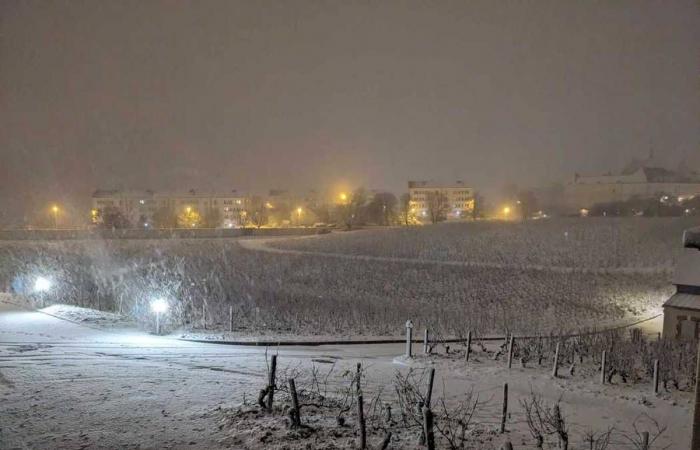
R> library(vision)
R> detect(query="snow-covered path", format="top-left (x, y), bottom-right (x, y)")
top-left (0, 300), bottom-right (691, 449)
top-left (0, 300), bottom-right (402, 449)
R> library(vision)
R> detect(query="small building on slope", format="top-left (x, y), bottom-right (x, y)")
top-left (662, 227), bottom-right (700, 339)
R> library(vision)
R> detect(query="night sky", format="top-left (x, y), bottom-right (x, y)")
top-left (1, 0), bottom-right (698, 223)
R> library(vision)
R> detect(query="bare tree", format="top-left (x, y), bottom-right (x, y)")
top-left (425, 190), bottom-right (448, 224)
top-left (399, 193), bottom-right (413, 225)
top-left (248, 196), bottom-right (268, 229)
top-left (338, 188), bottom-right (367, 230)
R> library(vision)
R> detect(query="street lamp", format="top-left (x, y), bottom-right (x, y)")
top-left (503, 206), bottom-right (511, 216)
top-left (150, 298), bottom-right (169, 335)
top-left (34, 276), bottom-right (51, 293)
top-left (34, 276), bottom-right (52, 308)
top-left (296, 207), bottom-right (302, 226)
top-left (51, 205), bottom-right (59, 229)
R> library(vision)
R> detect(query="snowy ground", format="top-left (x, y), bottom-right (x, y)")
top-left (0, 297), bottom-right (692, 449)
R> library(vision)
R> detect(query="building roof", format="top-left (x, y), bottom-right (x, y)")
top-left (408, 180), bottom-right (470, 189)
top-left (663, 293), bottom-right (700, 310)
top-left (92, 189), bottom-right (154, 198)
top-left (684, 227), bottom-right (700, 250)
top-left (574, 165), bottom-right (700, 185)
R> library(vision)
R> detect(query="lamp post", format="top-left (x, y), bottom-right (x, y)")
top-left (296, 207), bottom-right (303, 226)
top-left (51, 205), bottom-right (59, 229)
top-left (34, 276), bottom-right (51, 308)
top-left (151, 298), bottom-right (168, 335)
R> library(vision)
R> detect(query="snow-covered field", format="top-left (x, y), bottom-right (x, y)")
top-left (271, 218), bottom-right (699, 271)
top-left (0, 219), bottom-right (695, 448)
top-left (0, 221), bottom-right (676, 338)
top-left (0, 298), bottom-right (692, 449)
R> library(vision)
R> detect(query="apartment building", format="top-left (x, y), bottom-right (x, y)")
top-left (408, 180), bottom-right (475, 222)
top-left (91, 189), bottom-right (248, 228)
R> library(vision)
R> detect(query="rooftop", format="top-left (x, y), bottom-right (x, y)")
top-left (663, 292), bottom-right (700, 310)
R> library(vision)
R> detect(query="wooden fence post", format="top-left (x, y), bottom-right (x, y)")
top-left (266, 354), bottom-right (277, 412)
top-left (356, 362), bottom-right (362, 392)
top-left (552, 342), bottom-right (560, 378)
top-left (465, 330), bottom-right (472, 362)
top-left (500, 382), bottom-right (508, 433)
top-left (600, 350), bottom-right (606, 384)
top-left (406, 320), bottom-right (414, 358)
top-left (641, 431), bottom-right (649, 450)
top-left (357, 392), bottom-right (367, 449)
top-left (507, 335), bottom-right (515, 369)
top-left (424, 329), bottom-right (429, 354)
top-left (652, 359), bottom-right (659, 394)
top-left (422, 407), bottom-right (435, 450)
top-left (425, 368), bottom-right (435, 409)
top-left (288, 378), bottom-right (301, 427)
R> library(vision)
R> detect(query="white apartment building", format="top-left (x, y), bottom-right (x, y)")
top-left (91, 189), bottom-right (248, 228)
top-left (408, 180), bottom-right (475, 222)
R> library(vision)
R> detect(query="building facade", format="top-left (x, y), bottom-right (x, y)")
top-left (91, 189), bottom-right (248, 228)
top-left (408, 180), bottom-right (475, 222)
top-left (563, 165), bottom-right (700, 213)
top-left (662, 227), bottom-right (700, 339)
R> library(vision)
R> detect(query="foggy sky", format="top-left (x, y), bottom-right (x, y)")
top-left (1, 0), bottom-right (699, 223)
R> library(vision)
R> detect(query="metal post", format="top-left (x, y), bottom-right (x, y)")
top-left (601, 350), bottom-right (606, 384)
top-left (507, 335), bottom-right (515, 369)
top-left (653, 359), bottom-right (659, 394)
top-left (422, 407), bottom-right (435, 450)
top-left (405, 320), bottom-right (413, 358)
top-left (500, 382), bottom-right (508, 433)
top-left (466, 330), bottom-right (472, 362)
top-left (424, 329), bottom-right (429, 354)
top-left (357, 393), bottom-right (366, 449)
top-left (266, 354), bottom-right (277, 412)
top-left (425, 368), bottom-right (435, 409)
top-left (288, 378), bottom-right (301, 427)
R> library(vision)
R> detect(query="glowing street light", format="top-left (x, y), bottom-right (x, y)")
top-left (339, 192), bottom-right (348, 203)
top-left (151, 298), bottom-right (169, 335)
top-left (51, 205), bottom-right (59, 228)
top-left (34, 276), bottom-right (52, 293)
top-left (296, 207), bottom-right (303, 225)
top-left (503, 206), bottom-right (511, 216)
